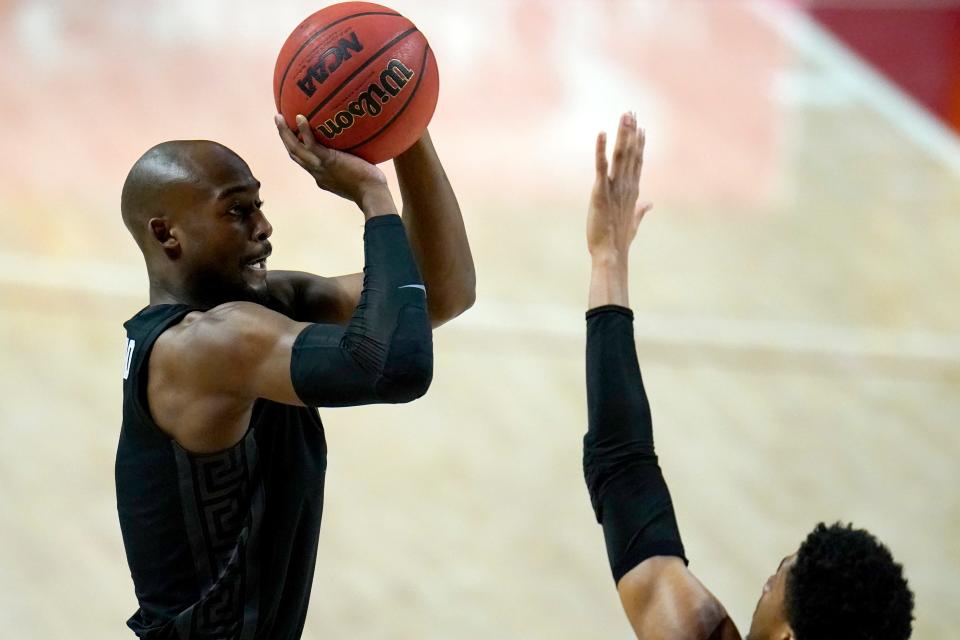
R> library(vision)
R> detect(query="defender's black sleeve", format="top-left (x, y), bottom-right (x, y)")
top-left (290, 214), bottom-right (432, 406)
top-left (583, 304), bottom-right (686, 584)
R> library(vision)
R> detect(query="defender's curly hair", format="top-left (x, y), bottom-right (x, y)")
top-left (786, 522), bottom-right (914, 640)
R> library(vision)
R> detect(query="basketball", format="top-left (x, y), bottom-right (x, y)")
top-left (273, 2), bottom-right (439, 165)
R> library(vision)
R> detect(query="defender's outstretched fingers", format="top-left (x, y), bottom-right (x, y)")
top-left (635, 200), bottom-right (653, 226)
top-left (610, 112), bottom-right (637, 181)
top-left (639, 127), bottom-right (646, 166)
top-left (596, 132), bottom-right (609, 182)
top-left (630, 127), bottom-right (646, 182)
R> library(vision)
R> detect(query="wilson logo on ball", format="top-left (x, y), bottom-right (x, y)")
top-left (316, 58), bottom-right (414, 140)
top-left (274, 2), bottom-right (440, 164)
top-left (296, 32), bottom-right (364, 98)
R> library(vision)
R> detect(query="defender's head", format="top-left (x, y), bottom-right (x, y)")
top-left (747, 522), bottom-right (914, 640)
top-left (121, 140), bottom-right (272, 308)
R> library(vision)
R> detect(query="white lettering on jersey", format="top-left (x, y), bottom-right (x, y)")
top-left (123, 338), bottom-right (136, 380)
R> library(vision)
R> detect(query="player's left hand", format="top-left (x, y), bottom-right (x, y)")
top-left (587, 111), bottom-right (653, 262)
top-left (274, 113), bottom-right (390, 210)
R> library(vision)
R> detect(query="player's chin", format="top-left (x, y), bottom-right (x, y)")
top-left (242, 271), bottom-right (269, 299)
top-left (212, 267), bottom-right (267, 306)
top-left (243, 262), bottom-right (267, 279)
top-left (240, 262), bottom-right (269, 288)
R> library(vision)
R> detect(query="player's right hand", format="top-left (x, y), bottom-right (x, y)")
top-left (586, 112), bottom-right (652, 262)
top-left (275, 113), bottom-right (396, 217)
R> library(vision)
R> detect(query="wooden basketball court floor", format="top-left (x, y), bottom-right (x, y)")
top-left (0, 1), bottom-right (957, 637)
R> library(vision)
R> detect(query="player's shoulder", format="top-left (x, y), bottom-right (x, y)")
top-left (618, 557), bottom-right (740, 640)
top-left (155, 301), bottom-right (278, 366)
top-left (169, 301), bottom-right (264, 333)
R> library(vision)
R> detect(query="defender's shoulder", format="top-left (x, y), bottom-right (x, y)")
top-left (618, 557), bottom-right (740, 640)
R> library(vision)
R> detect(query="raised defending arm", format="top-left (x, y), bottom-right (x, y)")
top-left (582, 113), bottom-right (737, 639)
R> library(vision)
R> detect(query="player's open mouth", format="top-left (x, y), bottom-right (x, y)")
top-left (244, 250), bottom-right (271, 272)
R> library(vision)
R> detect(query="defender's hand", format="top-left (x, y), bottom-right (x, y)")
top-left (587, 112), bottom-right (652, 262)
top-left (275, 114), bottom-right (396, 217)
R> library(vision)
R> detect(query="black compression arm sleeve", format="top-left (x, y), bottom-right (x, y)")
top-left (290, 214), bottom-right (433, 406)
top-left (583, 305), bottom-right (686, 584)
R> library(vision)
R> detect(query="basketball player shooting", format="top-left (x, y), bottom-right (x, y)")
top-left (582, 113), bottom-right (914, 639)
top-left (116, 114), bottom-right (474, 638)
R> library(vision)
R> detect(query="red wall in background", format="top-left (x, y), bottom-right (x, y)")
top-left (809, 4), bottom-right (960, 133)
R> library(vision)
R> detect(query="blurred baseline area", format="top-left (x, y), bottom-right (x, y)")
top-left (803, 0), bottom-right (960, 135)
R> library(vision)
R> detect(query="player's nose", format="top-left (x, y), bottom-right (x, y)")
top-left (253, 211), bottom-right (273, 242)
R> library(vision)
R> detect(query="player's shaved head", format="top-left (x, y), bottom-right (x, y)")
top-left (120, 140), bottom-right (269, 308)
top-left (121, 140), bottom-right (252, 249)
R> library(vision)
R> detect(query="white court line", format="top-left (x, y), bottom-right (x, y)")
top-left (458, 299), bottom-right (960, 367)
top-left (751, 0), bottom-right (960, 176)
top-left (1, 253), bottom-right (958, 365)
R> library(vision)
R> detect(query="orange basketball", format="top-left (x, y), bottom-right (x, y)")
top-left (273, 2), bottom-right (439, 165)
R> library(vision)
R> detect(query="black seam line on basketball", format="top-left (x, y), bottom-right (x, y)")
top-left (344, 44), bottom-right (432, 154)
top-left (278, 10), bottom-right (402, 108)
top-left (305, 27), bottom-right (419, 122)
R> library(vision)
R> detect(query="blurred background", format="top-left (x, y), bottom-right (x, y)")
top-left (1, 0), bottom-right (959, 637)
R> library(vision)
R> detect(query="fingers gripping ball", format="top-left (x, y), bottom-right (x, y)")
top-left (274, 2), bottom-right (439, 165)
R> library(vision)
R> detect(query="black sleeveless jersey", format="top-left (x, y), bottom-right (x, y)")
top-left (117, 304), bottom-right (328, 639)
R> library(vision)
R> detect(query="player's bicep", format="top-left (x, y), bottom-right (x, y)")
top-left (270, 270), bottom-right (361, 324)
top-left (171, 302), bottom-right (311, 406)
top-left (617, 557), bottom-right (736, 640)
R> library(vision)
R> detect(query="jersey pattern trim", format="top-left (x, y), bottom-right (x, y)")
top-left (172, 431), bottom-right (264, 639)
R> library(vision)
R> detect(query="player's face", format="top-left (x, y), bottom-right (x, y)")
top-left (745, 552), bottom-right (797, 640)
top-left (176, 160), bottom-right (273, 307)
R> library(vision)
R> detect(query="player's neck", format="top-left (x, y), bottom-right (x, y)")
top-left (148, 277), bottom-right (264, 310)
top-left (148, 278), bottom-right (207, 308)
top-left (148, 283), bottom-right (193, 307)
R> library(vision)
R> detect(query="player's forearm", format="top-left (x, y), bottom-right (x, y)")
top-left (394, 131), bottom-right (476, 326)
top-left (291, 214), bottom-right (433, 406)
top-left (585, 306), bottom-right (651, 447)
top-left (357, 185), bottom-right (399, 220)
top-left (583, 306), bottom-right (686, 584)
top-left (588, 255), bottom-right (630, 309)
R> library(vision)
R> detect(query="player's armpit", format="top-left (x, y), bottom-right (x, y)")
top-left (617, 557), bottom-right (740, 640)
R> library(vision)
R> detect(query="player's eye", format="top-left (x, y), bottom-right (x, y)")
top-left (228, 199), bottom-right (264, 218)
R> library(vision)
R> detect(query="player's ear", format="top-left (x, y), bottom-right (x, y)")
top-left (149, 217), bottom-right (181, 257)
